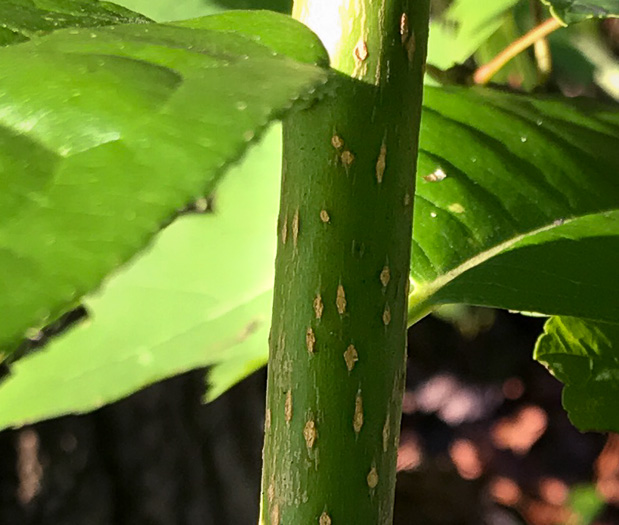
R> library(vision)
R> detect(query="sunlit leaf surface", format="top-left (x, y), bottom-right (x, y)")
top-left (0, 10), bottom-right (329, 356)
top-left (0, 128), bottom-right (281, 427)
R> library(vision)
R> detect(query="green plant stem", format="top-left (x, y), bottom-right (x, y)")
top-left (474, 16), bottom-right (561, 85)
top-left (260, 0), bottom-right (429, 523)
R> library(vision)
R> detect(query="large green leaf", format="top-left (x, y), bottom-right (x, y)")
top-left (409, 86), bottom-right (619, 323)
top-left (0, 10), bottom-right (329, 358)
top-left (534, 316), bottom-right (619, 432)
top-left (541, 0), bottom-right (619, 25)
top-left (0, 0), bottom-right (150, 46)
top-left (1, 86), bottom-right (618, 429)
top-left (0, 127), bottom-right (280, 428)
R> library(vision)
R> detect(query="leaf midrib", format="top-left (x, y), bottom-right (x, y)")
top-left (407, 207), bottom-right (616, 324)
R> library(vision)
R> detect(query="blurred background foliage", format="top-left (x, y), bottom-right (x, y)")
top-left (116, 0), bottom-right (618, 100)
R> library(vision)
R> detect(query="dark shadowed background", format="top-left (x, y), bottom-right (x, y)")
top-left (2, 311), bottom-right (618, 525)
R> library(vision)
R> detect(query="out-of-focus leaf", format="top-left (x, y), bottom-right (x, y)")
top-left (214, 0), bottom-right (291, 13)
top-left (569, 24), bottom-right (619, 101)
top-left (409, 86), bottom-right (619, 323)
top-left (114, 0), bottom-right (291, 24)
top-left (568, 484), bottom-right (605, 524)
top-left (427, 0), bottom-right (521, 69)
top-left (475, 13), bottom-right (539, 91)
top-left (547, 21), bottom-right (598, 92)
top-left (534, 316), bottom-right (619, 433)
top-left (0, 10), bottom-right (329, 357)
top-left (114, 0), bottom-right (222, 22)
top-left (541, 0), bottom-right (619, 25)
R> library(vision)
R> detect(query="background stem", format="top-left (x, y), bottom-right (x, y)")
top-left (474, 16), bottom-right (561, 85)
top-left (260, 0), bottom-right (430, 523)
top-left (530, 0), bottom-right (553, 82)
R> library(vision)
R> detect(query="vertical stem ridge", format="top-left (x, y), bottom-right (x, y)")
top-left (261, 1), bottom-right (429, 523)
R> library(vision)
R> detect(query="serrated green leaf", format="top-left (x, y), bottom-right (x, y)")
top-left (0, 11), bottom-right (329, 358)
top-left (409, 86), bottom-right (619, 323)
top-left (534, 316), bottom-right (619, 433)
top-left (0, 127), bottom-right (280, 428)
top-left (171, 10), bottom-right (328, 67)
top-left (2, 85), bottom-right (618, 429)
top-left (0, 0), bottom-right (150, 45)
top-left (541, 0), bottom-right (619, 25)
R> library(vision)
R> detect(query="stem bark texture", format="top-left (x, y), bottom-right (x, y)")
top-left (261, 1), bottom-right (429, 523)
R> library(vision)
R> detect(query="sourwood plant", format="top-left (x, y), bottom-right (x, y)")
top-left (0, 0), bottom-right (618, 523)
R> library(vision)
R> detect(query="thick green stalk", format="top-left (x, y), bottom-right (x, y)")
top-left (261, 1), bottom-right (429, 523)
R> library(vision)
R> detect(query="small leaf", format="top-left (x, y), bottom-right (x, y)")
top-left (568, 484), bottom-right (605, 524)
top-left (409, 86), bottom-right (619, 323)
top-left (541, 0), bottom-right (619, 25)
top-left (534, 316), bottom-right (619, 433)
top-left (0, 11), bottom-right (329, 357)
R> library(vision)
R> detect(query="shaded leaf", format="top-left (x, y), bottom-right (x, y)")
top-left (113, 0), bottom-right (291, 25)
top-left (213, 0), bottom-right (291, 12)
top-left (0, 0), bottom-right (150, 45)
top-left (0, 10), bottom-right (329, 357)
top-left (534, 316), bottom-right (619, 433)
top-left (114, 0), bottom-right (223, 22)
top-left (541, 0), bottom-right (619, 25)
